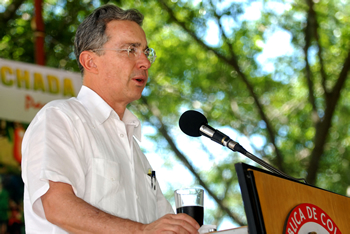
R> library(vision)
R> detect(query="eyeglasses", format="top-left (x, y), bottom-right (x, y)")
top-left (92, 45), bottom-right (157, 64)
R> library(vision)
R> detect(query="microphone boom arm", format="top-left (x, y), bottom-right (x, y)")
top-left (232, 142), bottom-right (306, 183)
top-left (200, 125), bottom-right (307, 183)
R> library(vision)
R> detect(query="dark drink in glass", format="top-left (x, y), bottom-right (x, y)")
top-left (174, 188), bottom-right (204, 226)
top-left (176, 205), bottom-right (203, 226)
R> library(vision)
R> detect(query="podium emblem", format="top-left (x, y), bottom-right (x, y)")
top-left (284, 203), bottom-right (341, 234)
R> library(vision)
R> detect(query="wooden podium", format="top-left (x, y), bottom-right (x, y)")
top-left (235, 163), bottom-right (350, 234)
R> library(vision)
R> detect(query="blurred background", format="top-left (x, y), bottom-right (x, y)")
top-left (1, 0), bottom-right (350, 232)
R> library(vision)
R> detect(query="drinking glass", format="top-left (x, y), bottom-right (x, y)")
top-left (174, 188), bottom-right (204, 226)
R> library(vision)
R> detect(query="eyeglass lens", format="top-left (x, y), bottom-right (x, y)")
top-left (128, 46), bottom-right (156, 64)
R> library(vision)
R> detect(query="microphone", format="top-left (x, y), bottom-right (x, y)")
top-left (179, 110), bottom-right (246, 154)
top-left (179, 110), bottom-right (306, 183)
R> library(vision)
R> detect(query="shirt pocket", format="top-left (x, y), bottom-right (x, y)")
top-left (142, 173), bottom-right (158, 222)
top-left (92, 158), bottom-right (127, 216)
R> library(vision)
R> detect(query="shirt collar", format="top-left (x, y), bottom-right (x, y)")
top-left (77, 85), bottom-right (142, 141)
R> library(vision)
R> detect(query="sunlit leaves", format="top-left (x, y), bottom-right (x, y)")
top-left (3, 0), bottom-right (350, 227)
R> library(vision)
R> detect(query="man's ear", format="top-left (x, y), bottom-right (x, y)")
top-left (79, 51), bottom-right (98, 74)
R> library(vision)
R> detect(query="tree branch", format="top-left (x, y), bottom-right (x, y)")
top-left (306, 0), bottom-right (328, 93)
top-left (303, 0), bottom-right (350, 185)
top-left (303, 0), bottom-right (318, 118)
top-left (306, 48), bottom-right (350, 184)
top-left (208, 0), bottom-right (234, 59)
top-left (158, 0), bottom-right (285, 171)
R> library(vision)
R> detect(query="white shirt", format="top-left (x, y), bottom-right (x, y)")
top-left (21, 86), bottom-right (174, 233)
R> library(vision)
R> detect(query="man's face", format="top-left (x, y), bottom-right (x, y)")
top-left (92, 20), bottom-right (151, 106)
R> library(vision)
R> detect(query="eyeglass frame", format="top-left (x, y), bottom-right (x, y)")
top-left (91, 45), bottom-right (157, 64)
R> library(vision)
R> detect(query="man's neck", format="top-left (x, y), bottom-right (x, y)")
top-left (83, 79), bottom-right (128, 119)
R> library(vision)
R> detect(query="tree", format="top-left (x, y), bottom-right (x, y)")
top-left (1, 0), bottom-right (350, 228)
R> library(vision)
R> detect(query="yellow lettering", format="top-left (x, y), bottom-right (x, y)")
top-left (16, 69), bottom-right (30, 89)
top-left (63, 78), bottom-right (75, 96)
top-left (33, 72), bottom-right (46, 92)
top-left (47, 75), bottom-right (60, 94)
top-left (1, 65), bottom-right (79, 96)
top-left (1, 66), bottom-right (14, 86)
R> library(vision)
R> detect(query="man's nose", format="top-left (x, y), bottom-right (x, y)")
top-left (137, 52), bottom-right (151, 70)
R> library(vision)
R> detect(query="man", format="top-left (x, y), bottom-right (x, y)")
top-left (21, 4), bottom-right (200, 234)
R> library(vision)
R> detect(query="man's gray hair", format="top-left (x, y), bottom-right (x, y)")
top-left (74, 4), bottom-right (144, 74)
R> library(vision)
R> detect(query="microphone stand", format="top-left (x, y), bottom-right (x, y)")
top-left (199, 124), bottom-right (307, 183)
top-left (227, 140), bottom-right (308, 184)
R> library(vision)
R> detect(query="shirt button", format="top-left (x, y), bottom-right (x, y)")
top-left (111, 178), bottom-right (115, 181)
top-left (120, 133), bottom-right (124, 138)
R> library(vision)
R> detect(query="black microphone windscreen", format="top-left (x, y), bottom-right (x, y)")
top-left (179, 110), bottom-right (208, 137)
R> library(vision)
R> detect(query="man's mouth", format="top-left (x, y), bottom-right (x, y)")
top-left (133, 77), bottom-right (147, 85)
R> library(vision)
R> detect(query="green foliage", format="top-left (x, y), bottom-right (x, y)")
top-left (2, 0), bottom-right (350, 228)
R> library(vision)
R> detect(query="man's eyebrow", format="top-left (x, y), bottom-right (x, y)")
top-left (123, 43), bottom-right (149, 49)
top-left (123, 43), bottom-right (141, 47)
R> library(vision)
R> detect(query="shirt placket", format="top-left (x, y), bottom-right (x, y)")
top-left (125, 121), bottom-right (140, 221)
top-left (115, 118), bottom-right (140, 221)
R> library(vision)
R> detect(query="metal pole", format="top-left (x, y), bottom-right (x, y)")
top-left (34, 0), bottom-right (45, 65)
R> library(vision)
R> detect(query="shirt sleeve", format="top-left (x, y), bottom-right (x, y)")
top-left (22, 104), bottom-right (87, 219)
top-left (156, 181), bottom-right (175, 217)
